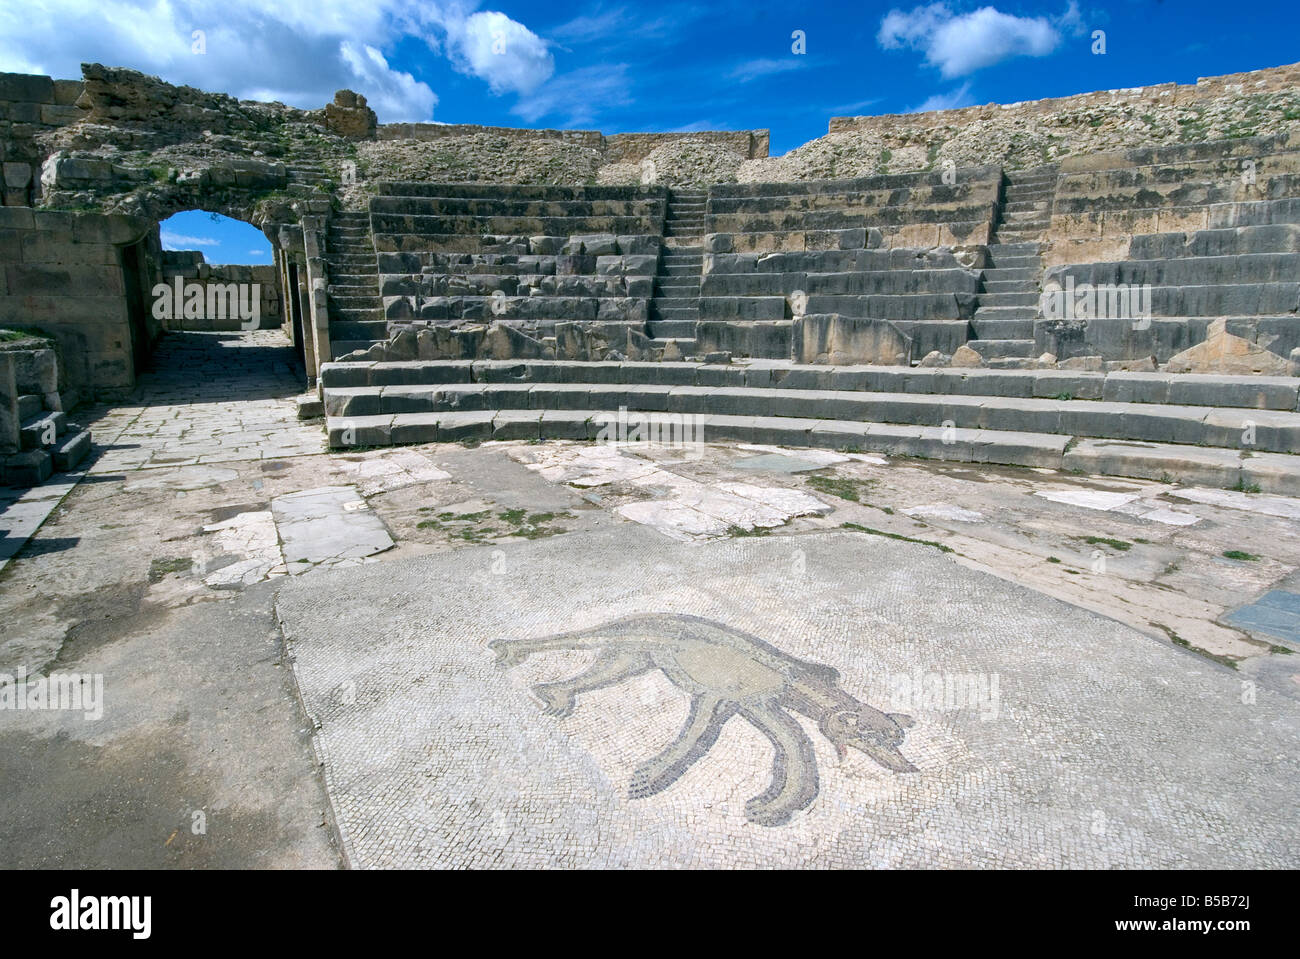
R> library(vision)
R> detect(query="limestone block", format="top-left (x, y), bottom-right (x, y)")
top-left (950, 345), bottom-right (985, 368)
top-left (792, 313), bottom-right (912, 366)
top-left (324, 90), bottom-right (377, 138)
top-left (529, 236), bottom-right (564, 255)
top-left (1165, 319), bottom-right (1297, 375)
top-left (919, 350), bottom-right (949, 367)
top-left (563, 234), bottom-right (618, 256)
top-left (2, 162), bottom-right (30, 189)
top-left (1059, 355), bottom-right (1105, 371)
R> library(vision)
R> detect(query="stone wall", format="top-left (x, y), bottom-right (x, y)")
top-left (0, 207), bottom-right (156, 397)
top-left (0, 72), bottom-right (86, 206)
top-left (828, 62), bottom-right (1300, 136)
top-left (372, 123), bottom-right (768, 164)
top-left (158, 250), bottom-right (280, 331)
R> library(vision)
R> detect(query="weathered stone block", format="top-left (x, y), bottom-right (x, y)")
top-left (792, 313), bottom-right (912, 366)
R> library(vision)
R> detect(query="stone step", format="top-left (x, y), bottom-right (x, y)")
top-left (16, 394), bottom-right (41, 420)
top-left (319, 380), bottom-right (1300, 454)
top-left (987, 242), bottom-right (1043, 255)
top-left (646, 320), bottom-right (698, 337)
top-left (654, 282), bottom-right (700, 296)
top-left (977, 291), bottom-right (1040, 307)
top-left (19, 411), bottom-right (66, 450)
top-left (1003, 200), bottom-right (1050, 213)
top-left (330, 320), bottom-right (389, 340)
top-left (329, 296), bottom-right (382, 311)
top-left (329, 283), bottom-right (379, 296)
top-left (984, 262), bottom-right (1041, 277)
top-left (972, 317), bottom-right (1037, 339)
top-left (319, 358), bottom-right (1300, 411)
top-left (317, 409), bottom-right (1300, 493)
top-left (3, 449), bottom-right (52, 487)
top-left (330, 307), bottom-right (384, 323)
top-left (330, 340), bottom-right (386, 360)
top-left (52, 427), bottom-right (92, 472)
top-left (651, 307), bottom-right (701, 321)
top-left (973, 304), bottom-right (1038, 320)
top-left (966, 339), bottom-right (1039, 359)
top-left (982, 279), bottom-right (1038, 293)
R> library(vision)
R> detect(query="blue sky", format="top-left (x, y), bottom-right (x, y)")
top-left (3, 1), bottom-right (1296, 157)
top-left (11, 1), bottom-right (1289, 260)
top-left (161, 213), bottom-right (272, 262)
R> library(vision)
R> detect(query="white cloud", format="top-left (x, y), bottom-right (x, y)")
top-left (161, 232), bottom-right (220, 247)
top-left (909, 82), bottom-right (975, 112)
top-left (443, 10), bottom-right (553, 95)
top-left (878, 3), bottom-right (1069, 77)
top-left (512, 63), bottom-right (630, 127)
top-left (339, 42), bottom-right (437, 121)
top-left (728, 59), bottom-right (809, 83)
top-left (0, 1), bottom-right (555, 122)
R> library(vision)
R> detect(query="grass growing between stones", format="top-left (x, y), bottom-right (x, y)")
top-left (1154, 624), bottom-right (1240, 670)
top-left (1082, 536), bottom-right (1131, 551)
top-left (148, 557), bottom-right (193, 583)
top-left (840, 522), bottom-right (953, 553)
top-left (413, 507), bottom-right (572, 541)
top-left (805, 474), bottom-right (875, 502)
top-left (1222, 549), bottom-right (1260, 561)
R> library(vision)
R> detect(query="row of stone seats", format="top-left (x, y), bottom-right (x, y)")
top-left (696, 245), bottom-right (982, 358)
top-left (368, 181), bottom-right (667, 255)
top-left (1050, 133), bottom-right (1300, 245)
top-left (317, 358), bottom-right (1300, 493)
top-left (704, 166), bottom-right (1002, 253)
top-left (366, 184), bottom-right (672, 350)
top-left (1040, 218), bottom-right (1300, 363)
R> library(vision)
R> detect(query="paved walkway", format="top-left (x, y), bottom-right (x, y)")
top-left (86, 330), bottom-right (324, 473)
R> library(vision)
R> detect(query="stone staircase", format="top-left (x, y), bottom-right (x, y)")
top-left (647, 189), bottom-right (707, 354)
top-left (318, 357), bottom-right (1300, 495)
top-left (967, 167), bottom-right (1057, 365)
top-left (325, 211), bottom-right (386, 359)
top-left (3, 394), bottom-right (92, 486)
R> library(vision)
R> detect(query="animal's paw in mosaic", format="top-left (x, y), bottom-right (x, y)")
top-left (491, 613), bottom-right (916, 826)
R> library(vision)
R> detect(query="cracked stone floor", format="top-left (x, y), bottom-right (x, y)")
top-left (0, 330), bottom-right (1296, 868)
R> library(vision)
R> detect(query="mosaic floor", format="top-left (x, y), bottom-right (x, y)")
top-left (276, 524), bottom-right (1299, 869)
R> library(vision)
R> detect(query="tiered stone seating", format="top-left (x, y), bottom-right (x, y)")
top-left (697, 246), bottom-right (981, 358)
top-left (318, 358), bottom-right (1300, 493)
top-left (362, 182), bottom-right (668, 352)
top-left (692, 167), bottom-right (1000, 360)
top-left (1040, 137), bottom-right (1300, 365)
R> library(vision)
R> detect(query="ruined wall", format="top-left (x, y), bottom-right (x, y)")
top-left (158, 250), bottom-right (280, 331)
top-left (0, 207), bottom-right (156, 397)
top-left (828, 62), bottom-right (1300, 135)
top-left (0, 73), bottom-right (86, 206)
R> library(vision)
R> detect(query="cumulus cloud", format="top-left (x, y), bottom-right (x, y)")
top-left (512, 63), bottom-right (630, 127)
top-left (442, 10), bottom-right (554, 95)
top-left (0, 1), bottom-right (560, 122)
top-left (878, 3), bottom-right (1072, 77)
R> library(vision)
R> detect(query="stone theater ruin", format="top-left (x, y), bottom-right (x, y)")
top-left (1, 57), bottom-right (1299, 871)
top-left (4, 62), bottom-right (1300, 488)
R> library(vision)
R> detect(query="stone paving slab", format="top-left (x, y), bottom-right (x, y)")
top-left (277, 525), bottom-right (1299, 869)
top-left (271, 486), bottom-right (395, 569)
top-left (1222, 590), bottom-right (1300, 647)
top-left (0, 473), bottom-right (81, 575)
